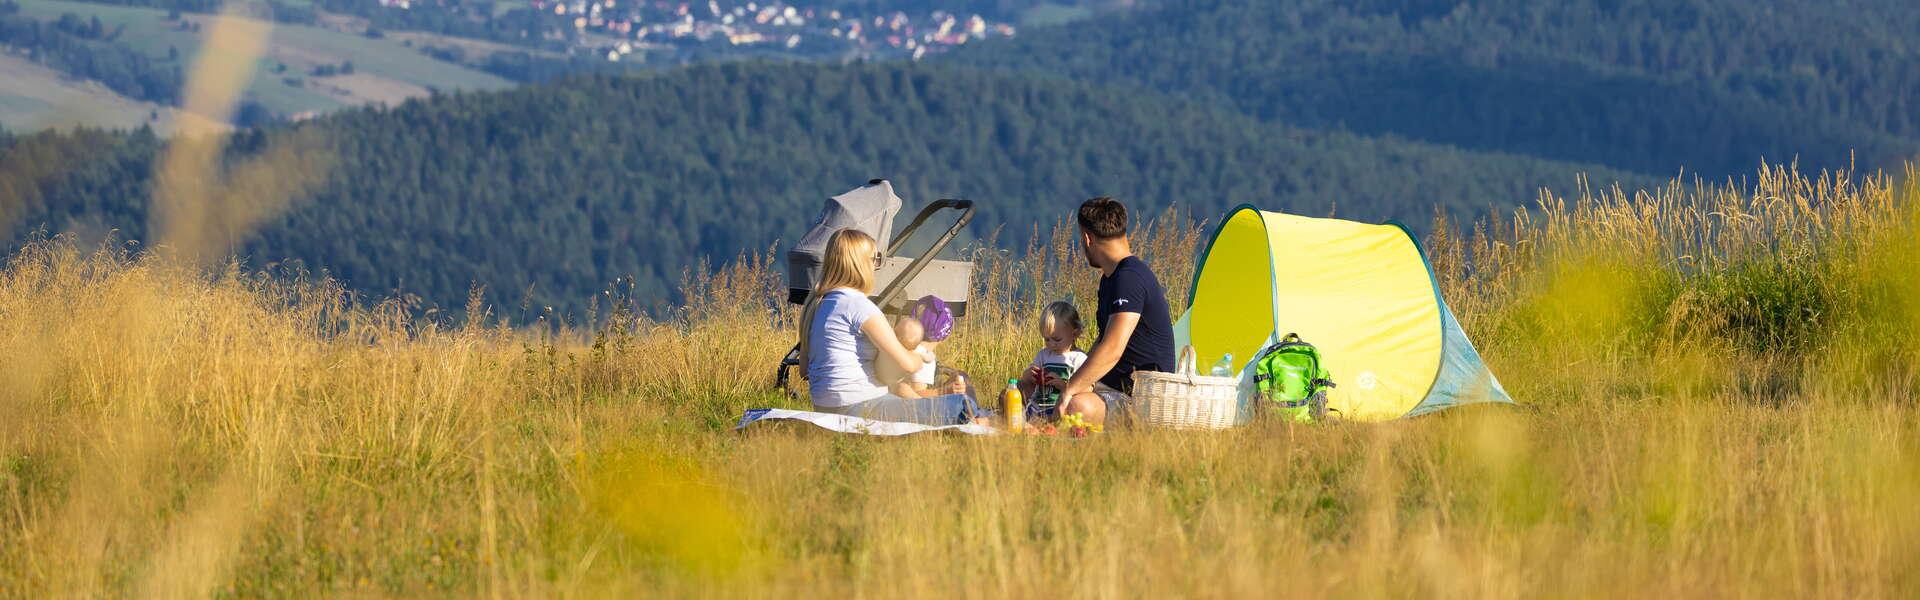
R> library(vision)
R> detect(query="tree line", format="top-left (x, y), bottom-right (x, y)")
top-left (0, 1), bottom-right (184, 104)
top-left (1, 62), bottom-right (1634, 318)
top-left (951, 0), bottom-right (1920, 177)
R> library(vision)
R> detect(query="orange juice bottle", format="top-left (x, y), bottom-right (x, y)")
top-left (1003, 379), bottom-right (1025, 433)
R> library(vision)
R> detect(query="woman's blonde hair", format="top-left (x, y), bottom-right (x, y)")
top-left (816, 229), bottom-right (878, 295)
top-left (1039, 300), bottom-right (1083, 335)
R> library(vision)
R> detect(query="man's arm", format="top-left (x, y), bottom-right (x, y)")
top-left (1063, 311), bottom-right (1138, 401)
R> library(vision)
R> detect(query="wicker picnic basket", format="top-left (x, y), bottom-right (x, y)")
top-left (1133, 346), bottom-right (1241, 430)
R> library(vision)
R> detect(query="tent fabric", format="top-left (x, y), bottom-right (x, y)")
top-left (1175, 206), bottom-right (1512, 421)
top-left (1407, 291), bottom-right (1514, 417)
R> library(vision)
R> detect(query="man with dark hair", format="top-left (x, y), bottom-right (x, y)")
top-left (1059, 196), bottom-right (1176, 428)
top-left (1076, 196), bottom-right (1130, 243)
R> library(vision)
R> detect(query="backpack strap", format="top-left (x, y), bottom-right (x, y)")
top-left (1251, 333), bottom-right (1312, 384)
top-left (1249, 337), bottom-right (1289, 384)
top-left (1307, 355), bottom-right (1334, 393)
top-left (1280, 333), bottom-right (1335, 393)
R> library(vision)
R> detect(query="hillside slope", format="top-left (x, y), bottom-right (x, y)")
top-left (2, 0), bottom-right (511, 126)
top-left (2, 62), bottom-right (1640, 316)
top-left (950, 0), bottom-right (1920, 176)
top-left (0, 52), bottom-right (179, 132)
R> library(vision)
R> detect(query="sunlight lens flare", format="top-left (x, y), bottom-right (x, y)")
top-left (149, 4), bottom-right (331, 266)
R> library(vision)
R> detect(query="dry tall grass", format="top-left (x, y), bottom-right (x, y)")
top-left (1, 165), bottom-right (1917, 598)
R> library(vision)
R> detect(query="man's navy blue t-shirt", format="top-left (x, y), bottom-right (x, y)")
top-left (1096, 255), bottom-right (1177, 393)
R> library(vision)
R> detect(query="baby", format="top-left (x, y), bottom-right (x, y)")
top-left (1018, 301), bottom-right (1088, 421)
top-left (885, 296), bottom-right (965, 399)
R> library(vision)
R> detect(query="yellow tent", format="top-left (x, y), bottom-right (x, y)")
top-left (1175, 206), bottom-right (1513, 421)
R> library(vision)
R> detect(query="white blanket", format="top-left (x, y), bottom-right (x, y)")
top-left (734, 408), bottom-right (998, 436)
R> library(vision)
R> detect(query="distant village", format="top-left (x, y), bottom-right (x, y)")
top-left (374, 0), bottom-right (1020, 61)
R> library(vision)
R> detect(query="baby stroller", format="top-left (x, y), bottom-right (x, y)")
top-left (775, 179), bottom-right (975, 395)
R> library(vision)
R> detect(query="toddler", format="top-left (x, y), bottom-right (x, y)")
top-left (1018, 301), bottom-right (1088, 421)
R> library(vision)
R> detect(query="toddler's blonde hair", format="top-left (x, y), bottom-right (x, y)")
top-left (1038, 300), bottom-right (1083, 336)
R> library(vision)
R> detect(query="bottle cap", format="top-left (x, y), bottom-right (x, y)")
top-left (1007, 378), bottom-right (1019, 386)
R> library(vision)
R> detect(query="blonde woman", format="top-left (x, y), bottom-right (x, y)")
top-left (804, 229), bottom-right (983, 425)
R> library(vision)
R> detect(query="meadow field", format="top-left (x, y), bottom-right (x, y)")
top-left (2, 165), bottom-right (1918, 597)
top-left (0, 54), bottom-right (178, 134)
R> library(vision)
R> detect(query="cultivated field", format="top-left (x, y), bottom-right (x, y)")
top-left (0, 54), bottom-right (178, 133)
top-left (1, 165), bottom-right (1916, 597)
top-left (4, 0), bottom-right (509, 126)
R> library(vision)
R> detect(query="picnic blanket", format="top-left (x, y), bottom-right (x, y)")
top-left (734, 408), bottom-right (998, 436)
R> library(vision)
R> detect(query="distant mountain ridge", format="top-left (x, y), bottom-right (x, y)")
top-left (949, 0), bottom-right (1920, 176)
top-left (2, 62), bottom-right (1637, 316)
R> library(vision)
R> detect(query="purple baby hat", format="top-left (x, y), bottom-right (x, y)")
top-left (912, 295), bottom-right (954, 342)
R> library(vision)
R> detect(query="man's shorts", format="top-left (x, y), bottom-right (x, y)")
top-left (1092, 383), bottom-right (1136, 429)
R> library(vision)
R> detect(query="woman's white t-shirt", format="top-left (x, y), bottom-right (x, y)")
top-left (807, 288), bottom-right (890, 407)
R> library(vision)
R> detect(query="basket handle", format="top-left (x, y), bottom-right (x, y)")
top-left (1177, 345), bottom-right (1199, 384)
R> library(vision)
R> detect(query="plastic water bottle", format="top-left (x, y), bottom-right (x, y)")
top-left (1210, 353), bottom-right (1235, 377)
top-left (1002, 379), bottom-right (1025, 433)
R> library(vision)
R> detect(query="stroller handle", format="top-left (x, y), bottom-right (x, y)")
top-left (876, 198), bottom-right (975, 313)
top-left (887, 199), bottom-right (975, 255)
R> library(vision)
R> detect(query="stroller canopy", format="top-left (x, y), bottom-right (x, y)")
top-left (1175, 206), bottom-right (1514, 421)
top-left (787, 180), bottom-right (903, 302)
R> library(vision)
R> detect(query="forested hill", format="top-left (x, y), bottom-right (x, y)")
top-left (1, 62), bottom-right (1637, 317)
top-left (949, 0), bottom-right (1920, 177)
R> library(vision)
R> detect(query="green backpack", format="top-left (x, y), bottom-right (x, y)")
top-left (1252, 333), bottom-right (1336, 422)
